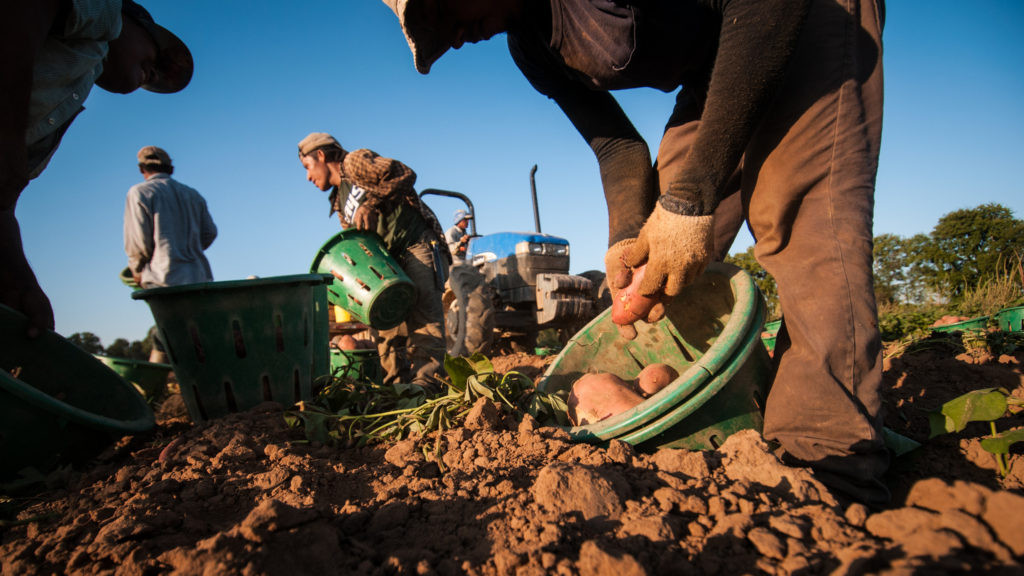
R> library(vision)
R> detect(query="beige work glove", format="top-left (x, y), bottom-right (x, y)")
top-left (622, 198), bottom-right (714, 299)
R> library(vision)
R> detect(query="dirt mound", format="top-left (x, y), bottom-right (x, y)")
top-left (2, 345), bottom-right (1023, 574)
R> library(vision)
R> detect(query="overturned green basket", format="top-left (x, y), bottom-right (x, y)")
top-left (1, 305), bottom-right (155, 482)
top-left (537, 263), bottom-right (771, 451)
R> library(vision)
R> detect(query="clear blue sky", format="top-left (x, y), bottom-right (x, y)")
top-left (17, 0), bottom-right (1024, 346)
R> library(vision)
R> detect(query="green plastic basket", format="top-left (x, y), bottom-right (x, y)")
top-left (761, 319), bottom-right (781, 355)
top-left (931, 315), bottom-right (989, 334)
top-left (996, 306), bottom-right (1024, 332)
top-left (132, 274), bottom-right (331, 424)
top-left (310, 229), bottom-right (416, 330)
top-left (1, 305), bottom-right (155, 482)
top-left (94, 355), bottom-right (172, 401)
top-left (537, 263), bottom-right (770, 451)
top-left (329, 348), bottom-right (383, 384)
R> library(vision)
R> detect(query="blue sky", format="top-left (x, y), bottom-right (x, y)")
top-left (17, 0), bottom-right (1024, 345)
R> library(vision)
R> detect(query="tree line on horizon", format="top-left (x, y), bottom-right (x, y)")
top-left (726, 202), bottom-right (1024, 323)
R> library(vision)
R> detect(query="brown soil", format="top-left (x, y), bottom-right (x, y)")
top-left (3, 340), bottom-right (1023, 575)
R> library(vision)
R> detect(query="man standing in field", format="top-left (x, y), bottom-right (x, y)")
top-left (297, 132), bottom-right (449, 393)
top-left (124, 145), bottom-right (216, 362)
top-left (1, 0), bottom-right (193, 335)
top-left (381, 0), bottom-right (890, 504)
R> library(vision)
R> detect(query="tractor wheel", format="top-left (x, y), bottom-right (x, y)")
top-left (445, 264), bottom-right (496, 357)
top-left (579, 270), bottom-right (612, 313)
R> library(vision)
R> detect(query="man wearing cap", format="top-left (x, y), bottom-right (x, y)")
top-left (124, 146), bottom-right (216, 289)
top-left (1, 0), bottom-right (193, 335)
top-left (381, 0), bottom-right (889, 505)
top-left (297, 132), bottom-right (449, 392)
top-left (124, 146), bottom-right (216, 363)
top-left (445, 209), bottom-right (472, 264)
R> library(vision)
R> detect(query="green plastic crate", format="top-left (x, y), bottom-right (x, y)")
top-left (133, 274), bottom-right (331, 424)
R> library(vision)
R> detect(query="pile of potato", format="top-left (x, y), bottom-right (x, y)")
top-left (567, 363), bottom-right (679, 426)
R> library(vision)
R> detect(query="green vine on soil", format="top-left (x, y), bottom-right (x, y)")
top-left (284, 353), bottom-right (569, 455)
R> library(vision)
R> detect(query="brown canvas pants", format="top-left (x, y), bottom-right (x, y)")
top-left (657, 0), bottom-right (888, 504)
top-left (377, 238), bottom-right (446, 387)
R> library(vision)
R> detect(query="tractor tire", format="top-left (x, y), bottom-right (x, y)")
top-left (579, 270), bottom-right (612, 314)
top-left (445, 264), bottom-right (496, 357)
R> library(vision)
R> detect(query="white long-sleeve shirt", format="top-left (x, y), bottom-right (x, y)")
top-left (124, 173), bottom-right (217, 288)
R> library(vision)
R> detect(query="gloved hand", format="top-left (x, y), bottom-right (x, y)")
top-left (352, 205), bottom-right (380, 232)
top-left (622, 196), bottom-right (714, 299)
top-left (604, 238), bottom-right (636, 303)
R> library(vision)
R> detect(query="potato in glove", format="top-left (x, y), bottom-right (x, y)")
top-left (622, 197), bottom-right (714, 298)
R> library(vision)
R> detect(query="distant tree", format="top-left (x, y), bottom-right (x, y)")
top-left (901, 233), bottom-right (939, 304)
top-left (919, 203), bottom-right (1024, 300)
top-left (105, 337), bottom-right (150, 360)
top-left (105, 338), bottom-right (132, 358)
top-left (725, 246), bottom-right (780, 320)
top-left (67, 332), bottom-right (104, 354)
top-left (872, 233), bottom-right (906, 305)
top-left (128, 338), bottom-right (151, 360)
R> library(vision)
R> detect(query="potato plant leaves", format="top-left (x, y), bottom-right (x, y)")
top-left (928, 387), bottom-right (1009, 438)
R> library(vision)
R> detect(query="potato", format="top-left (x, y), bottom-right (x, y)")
top-left (568, 372), bottom-right (645, 426)
top-left (611, 263), bottom-right (662, 325)
top-left (634, 363), bottom-right (679, 397)
top-left (335, 334), bottom-right (358, 350)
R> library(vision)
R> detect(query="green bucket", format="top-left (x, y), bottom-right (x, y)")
top-left (931, 315), bottom-right (990, 334)
top-left (996, 306), bottom-right (1024, 332)
top-left (329, 348), bottom-right (383, 384)
top-left (762, 319), bottom-right (781, 355)
top-left (132, 274), bottom-right (331, 424)
top-left (310, 229), bottom-right (416, 330)
top-left (93, 355), bottom-right (172, 401)
top-left (537, 263), bottom-right (770, 451)
top-left (0, 305), bottom-right (155, 482)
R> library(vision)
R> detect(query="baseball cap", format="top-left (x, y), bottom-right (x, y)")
top-left (137, 146), bottom-right (172, 167)
top-left (453, 209), bottom-right (472, 224)
top-left (121, 1), bottom-right (193, 94)
top-left (298, 132), bottom-right (345, 158)
top-left (381, 0), bottom-right (448, 75)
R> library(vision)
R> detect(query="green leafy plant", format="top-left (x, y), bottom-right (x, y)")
top-left (285, 353), bottom-right (569, 462)
top-left (928, 387), bottom-right (1024, 476)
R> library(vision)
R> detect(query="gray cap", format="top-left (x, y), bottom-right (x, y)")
top-left (298, 132), bottom-right (345, 157)
top-left (137, 145), bottom-right (172, 167)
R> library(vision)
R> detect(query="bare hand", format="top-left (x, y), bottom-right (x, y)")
top-left (352, 205), bottom-right (379, 231)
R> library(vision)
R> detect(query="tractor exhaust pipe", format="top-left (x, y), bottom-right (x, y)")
top-left (530, 164), bottom-right (541, 234)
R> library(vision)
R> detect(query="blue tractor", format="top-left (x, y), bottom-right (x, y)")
top-left (421, 167), bottom-right (611, 356)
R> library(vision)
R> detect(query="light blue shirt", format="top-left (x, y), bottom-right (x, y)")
top-left (124, 173), bottom-right (217, 288)
top-left (27, 0), bottom-right (122, 178)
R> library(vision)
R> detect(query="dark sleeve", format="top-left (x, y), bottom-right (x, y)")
top-left (669, 0), bottom-right (811, 215)
top-left (509, 31), bottom-right (657, 247)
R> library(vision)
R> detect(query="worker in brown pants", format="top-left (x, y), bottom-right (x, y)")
top-left (382, 0), bottom-right (889, 504)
